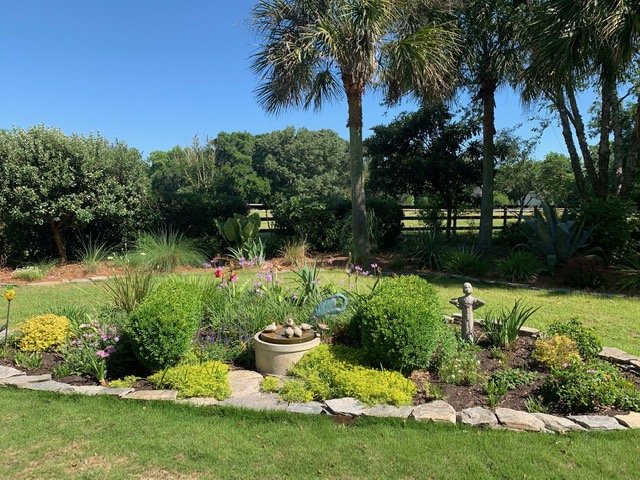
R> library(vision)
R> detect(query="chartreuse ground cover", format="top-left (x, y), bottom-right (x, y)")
top-left (0, 388), bottom-right (639, 480)
top-left (7, 268), bottom-right (640, 355)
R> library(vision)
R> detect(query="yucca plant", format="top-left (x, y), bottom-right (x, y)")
top-left (135, 229), bottom-right (207, 272)
top-left (411, 229), bottom-right (446, 270)
top-left (518, 202), bottom-right (600, 275)
top-left (616, 250), bottom-right (640, 294)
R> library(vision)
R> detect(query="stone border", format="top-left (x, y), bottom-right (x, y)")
top-left (2, 366), bottom-right (639, 433)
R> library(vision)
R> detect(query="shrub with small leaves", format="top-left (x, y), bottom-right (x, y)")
top-left (534, 335), bottom-right (581, 369)
top-left (541, 359), bottom-right (640, 413)
top-left (260, 376), bottom-right (281, 393)
top-left (148, 361), bottom-right (231, 399)
top-left (546, 318), bottom-right (602, 360)
top-left (18, 314), bottom-right (70, 352)
top-left (287, 344), bottom-right (417, 406)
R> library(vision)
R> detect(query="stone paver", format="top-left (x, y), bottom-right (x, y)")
top-left (228, 370), bottom-right (264, 398)
top-left (0, 374), bottom-right (51, 386)
top-left (20, 380), bottom-right (77, 394)
top-left (494, 408), bottom-right (545, 432)
top-left (123, 390), bottom-right (179, 401)
top-left (531, 413), bottom-right (585, 433)
top-left (567, 415), bottom-right (627, 431)
top-left (0, 366), bottom-right (25, 380)
top-left (614, 412), bottom-right (640, 429)
top-left (218, 393), bottom-right (288, 411)
top-left (177, 397), bottom-right (220, 407)
top-left (364, 404), bottom-right (415, 419)
top-left (457, 407), bottom-right (498, 428)
top-left (287, 401), bottom-right (326, 415)
top-left (325, 397), bottom-right (367, 416)
top-left (599, 347), bottom-right (640, 364)
top-left (69, 386), bottom-right (135, 396)
top-left (412, 401), bottom-right (456, 424)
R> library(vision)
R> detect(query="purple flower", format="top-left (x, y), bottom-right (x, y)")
top-left (264, 272), bottom-right (273, 282)
top-left (96, 350), bottom-right (108, 359)
top-left (105, 345), bottom-right (116, 354)
top-left (587, 369), bottom-right (596, 374)
top-left (371, 263), bottom-right (378, 269)
top-left (114, 336), bottom-right (120, 342)
top-left (328, 258), bottom-right (334, 265)
top-left (362, 271), bottom-right (369, 276)
top-left (355, 265), bottom-right (362, 272)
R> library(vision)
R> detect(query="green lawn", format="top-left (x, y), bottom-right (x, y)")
top-left (0, 388), bottom-right (638, 479)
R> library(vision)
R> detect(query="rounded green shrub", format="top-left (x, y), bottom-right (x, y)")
top-left (354, 275), bottom-right (446, 372)
top-left (545, 318), bottom-right (602, 360)
top-left (127, 278), bottom-right (202, 372)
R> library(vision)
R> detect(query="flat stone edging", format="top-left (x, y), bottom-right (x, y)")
top-left (1, 366), bottom-right (638, 434)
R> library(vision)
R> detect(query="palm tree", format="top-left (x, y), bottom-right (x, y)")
top-left (458, 0), bottom-right (528, 255)
top-left (523, 0), bottom-right (640, 200)
top-left (250, 0), bottom-right (460, 257)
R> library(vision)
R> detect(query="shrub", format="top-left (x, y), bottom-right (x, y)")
top-left (18, 314), bottom-right (70, 352)
top-left (148, 361), bottom-right (231, 399)
top-left (560, 256), bottom-right (607, 289)
top-left (286, 344), bottom-right (417, 406)
top-left (128, 279), bottom-right (203, 372)
top-left (498, 251), bottom-right (543, 282)
top-left (541, 359), bottom-right (640, 413)
top-left (354, 275), bottom-right (446, 372)
top-left (534, 335), bottom-right (581, 369)
top-left (442, 249), bottom-right (491, 277)
top-left (437, 344), bottom-right (483, 386)
top-left (545, 318), bottom-right (602, 360)
top-left (482, 300), bottom-right (539, 350)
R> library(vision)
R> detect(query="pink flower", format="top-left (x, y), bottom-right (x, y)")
top-left (230, 273), bottom-right (238, 283)
top-left (587, 369), bottom-right (596, 374)
top-left (371, 263), bottom-right (378, 269)
top-left (96, 350), bottom-right (108, 359)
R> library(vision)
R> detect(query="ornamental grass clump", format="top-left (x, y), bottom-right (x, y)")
top-left (354, 275), bottom-right (447, 372)
top-left (128, 278), bottom-right (202, 372)
top-left (482, 300), bottom-right (539, 350)
top-left (18, 314), bottom-right (70, 352)
top-left (149, 361), bottom-right (231, 399)
top-left (284, 344), bottom-right (417, 406)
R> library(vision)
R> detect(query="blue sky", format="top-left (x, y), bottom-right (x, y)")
top-left (0, 1), bottom-right (591, 160)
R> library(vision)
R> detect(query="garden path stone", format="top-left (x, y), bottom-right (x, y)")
top-left (457, 407), bottom-right (498, 428)
top-left (325, 397), bottom-right (366, 416)
top-left (412, 401), bottom-right (456, 424)
top-left (176, 397), bottom-right (220, 407)
top-left (20, 380), bottom-right (77, 393)
top-left (599, 347), bottom-right (640, 364)
top-left (531, 413), bottom-right (585, 433)
top-left (68, 386), bottom-right (134, 396)
top-left (567, 415), bottom-right (627, 431)
top-left (88, 276), bottom-right (109, 281)
top-left (123, 390), bottom-right (179, 401)
top-left (218, 393), bottom-right (288, 411)
top-left (494, 408), bottom-right (545, 432)
top-left (614, 412), bottom-right (640, 429)
top-left (363, 404), bottom-right (415, 419)
top-left (0, 374), bottom-right (51, 386)
top-left (0, 366), bottom-right (25, 380)
top-left (228, 370), bottom-right (264, 398)
top-left (287, 401), bottom-right (326, 415)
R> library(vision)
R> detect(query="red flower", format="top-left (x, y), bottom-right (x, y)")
top-left (230, 273), bottom-right (238, 283)
top-left (214, 267), bottom-right (224, 278)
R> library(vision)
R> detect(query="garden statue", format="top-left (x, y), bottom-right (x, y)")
top-left (450, 282), bottom-right (485, 343)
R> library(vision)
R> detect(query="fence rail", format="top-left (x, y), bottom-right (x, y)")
top-left (248, 204), bottom-right (535, 235)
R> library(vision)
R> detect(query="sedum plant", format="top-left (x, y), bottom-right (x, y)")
top-left (149, 361), bottom-right (231, 399)
top-left (18, 314), bottom-right (70, 352)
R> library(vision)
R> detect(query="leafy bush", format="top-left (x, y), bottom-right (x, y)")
top-left (128, 279), bottom-right (203, 372)
top-left (518, 201), bottom-right (599, 275)
top-left (148, 361), bottom-right (231, 399)
top-left (560, 256), bottom-right (607, 289)
top-left (442, 249), bottom-right (491, 277)
top-left (534, 335), bottom-right (581, 369)
top-left (545, 318), bottom-right (602, 360)
top-left (482, 300), bottom-right (539, 350)
top-left (18, 314), bottom-right (70, 352)
top-left (354, 275), bottom-right (446, 372)
top-left (437, 344), bottom-right (482, 386)
top-left (135, 229), bottom-right (207, 272)
top-left (498, 251), bottom-right (543, 282)
top-left (286, 344), bottom-right (417, 406)
top-left (541, 359), bottom-right (640, 413)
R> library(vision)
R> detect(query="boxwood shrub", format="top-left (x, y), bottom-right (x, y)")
top-left (127, 278), bottom-right (202, 372)
top-left (354, 275), bottom-right (446, 372)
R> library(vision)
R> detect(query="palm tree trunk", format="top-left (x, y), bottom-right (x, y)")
top-left (345, 82), bottom-right (370, 258)
top-left (620, 96), bottom-right (640, 198)
top-left (596, 71), bottom-right (616, 199)
top-left (478, 82), bottom-right (496, 255)
top-left (566, 83), bottom-right (599, 196)
top-left (612, 91), bottom-right (624, 196)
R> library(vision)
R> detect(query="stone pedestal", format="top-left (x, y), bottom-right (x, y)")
top-left (254, 332), bottom-right (320, 376)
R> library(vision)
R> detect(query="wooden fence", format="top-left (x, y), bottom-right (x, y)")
top-left (249, 204), bottom-right (534, 235)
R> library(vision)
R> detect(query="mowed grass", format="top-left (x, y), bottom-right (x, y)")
top-left (0, 388), bottom-right (639, 480)
top-left (6, 267), bottom-right (640, 355)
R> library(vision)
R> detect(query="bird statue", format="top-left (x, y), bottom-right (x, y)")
top-left (284, 326), bottom-right (294, 338)
top-left (316, 322), bottom-right (330, 332)
top-left (263, 322), bottom-right (277, 333)
top-left (285, 318), bottom-right (295, 328)
top-left (293, 326), bottom-right (303, 337)
top-left (300, 323), bottom-right (312, 331)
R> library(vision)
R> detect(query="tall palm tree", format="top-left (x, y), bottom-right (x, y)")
top-left (523, 0), bottom-right (640, 200)
top-left (250, 0), bottom-right (460, 257)
top-left (458, 0), bottom-right (528, 255)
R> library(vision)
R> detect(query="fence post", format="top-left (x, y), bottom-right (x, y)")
top-left (503, 206), bottom-right (507, 230)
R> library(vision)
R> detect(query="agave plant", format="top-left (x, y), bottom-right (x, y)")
top-left (518, 202), bottom-right (600, 275)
